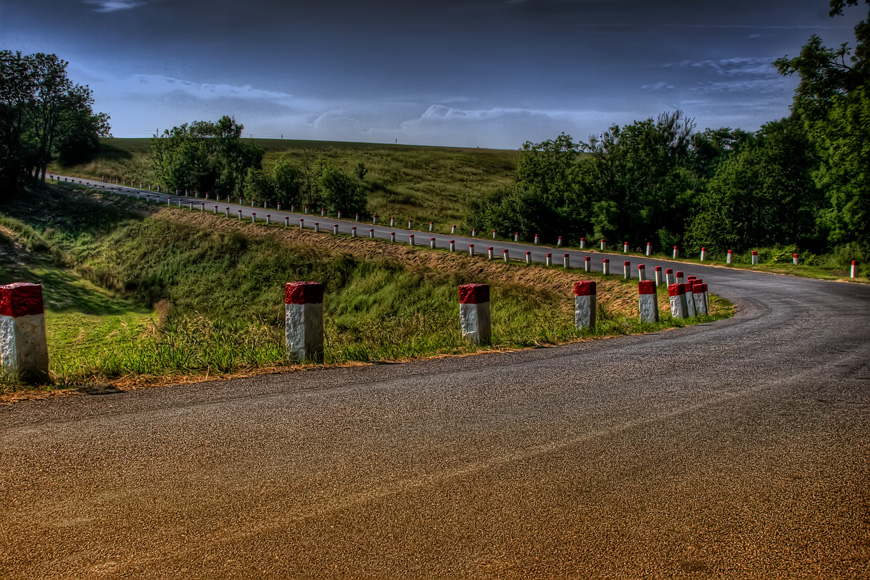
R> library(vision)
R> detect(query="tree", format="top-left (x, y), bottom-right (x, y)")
top-left (0, 51), bottom-right (108, 194)
top-left (151, 116), bottom-right (263, 197)
top-left (775, 0), bottom-right (870, 245)
top-left (318, 162), bottom-right (366, 215)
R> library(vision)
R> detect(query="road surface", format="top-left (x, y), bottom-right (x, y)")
top-left (1, 177), bottom-right (868, 578)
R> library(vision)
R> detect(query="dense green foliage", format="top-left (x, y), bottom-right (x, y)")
top-left (0, 51), bottom-right (109, 196)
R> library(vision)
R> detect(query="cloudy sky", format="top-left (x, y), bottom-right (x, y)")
top-left (1, 0), bottom-right (863, 148)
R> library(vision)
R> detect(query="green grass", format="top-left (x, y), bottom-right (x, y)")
top-left (48, 137), bottom-right (519, 234)
top-left (0, 185), bottom-right (731, 392)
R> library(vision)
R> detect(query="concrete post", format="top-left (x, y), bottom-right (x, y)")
top-left (390, 232), bottom-right (396, 243)
top-left (584, 256), bottom-right (591, 272)
top-left (492, 230), bottom-right (497, 240)
top-left (673, 246), bottom-right (679, 259)
top-left (225, 207), bottom-right (230, 218)
top-left (503, 249), bottom-right (509, 262)
top-left (852, 261), bottom-right (858, 278)
top-left (646, 242), bottom-right (651, 256)
top-left (637, 264), bottom-right (646, 281)
top-left (525, 251), bottom-right (532, 265)
top-left (574, 281), bottom-right (596, 331)
top-left (300, 219), bottom-right (305, 229)
top-left (333, 224), bottom-right (339, 235)
top-left (488, 247), bottom-right (494, 260)
top-left (430, 238), bottom-right (436, 249)
top-left (668, 283), bottom-right (689, 319)
top-left (214, 205), bottom-right (219, 215)
top-left (676, 271), bottom-right (685, 285)
top-left (336, 211), bottom-right (341, 219)
top-left (534, 234), bottom-right (540, 245)
top-left (727, 250), bottom-right (733, 264)
top-left (471, 228), bottom-right (477, 237)
top-left (390, 217), bottom-right (395, 227)
top-left (459, 284), bottom-right (491, 345)
top-left (563, 253), bottom-right (570, 268)
top-left (285, 282), bottom-right (324, 363)
top-left (322, 208), bottom-right (326, 217)
top-left (238, 209), bottom-right (243, 220)
top-left (557, 236), bottom-right (563, 247)
top-left (0, 283), bottom-right (49, 383)
top-left (654, 266), bottom-right (662, 286)
top-left (284, 216), bottom-right (290, 226)
top-left (266, 214), bottom-right (270, 224)
top-left (430, 222), bottom-right (434, 232)
top-left (751, 250), bottom-right (758, 265)
top-left (449, 240), bottom-right (455, 252)
top-left (638, 280), bottom-right (659, 324)
top-left (451, 225), bottom-right (456, 234)
top-left (369, 229), bottom-right (375, 239)
top-left (623, 241), bottom-right (629, 253)
top-left (546, 253), bottom-right (552, 266)
top-left (514, 232), bottom-right (519, 242)
top-left (684, 281), bottom-right (697, 317)
top-left (469, 244), bottom-right (474, 257)
top-left (602, 258), bottom-right (610, 275)
top-left (665, 268), bottom-right (674, 286)
top-left (314, 223), bottom-right (320, 233)
top-left (580, 238), bottom-right (585, 249)
top-left (410, 235), bottom-right (415, 246)
top-left (251, 212), bottom-right (256, 223)
top-left (600, 239), bottom-right (606, 250)
top-left (793, 253), bottom-right (799, 266)
top-left (700, 247), bottom-right (707, 261)
top-left (623, 261), bottom-right (630, 279)
top-left (693, 283), bottom-right (709, 316)
top-left (352, 227), bottom-right (357, 238)
top-left (408, 220), bottom-right (412, 229)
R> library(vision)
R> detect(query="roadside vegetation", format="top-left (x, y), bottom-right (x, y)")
top-left (0, 186), bottom-right (729, 393)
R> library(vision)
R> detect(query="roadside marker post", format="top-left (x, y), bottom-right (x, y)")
top-left (546, 253), bottom-right (552, 266)
top-left (701, 247), bottom-right (707, 261)
top-left (793, 253), bottom-right (799, 266)
top-left (285, 282), bottom-right (324, 363)
top-left (369, 229), bottom-right (374, 239)
top-left (654, 266), bottom-right (662, 286)
top-left (574, 281), bottom-right (596, 331)
top-left (580, 238), bottom-right (585, 249)
top-left (534, 234), bottom-right (540, 245)
top-left (514, 232), bottom-right (519, 242)
top-left (852, 261), bottom-right (858, 278)
top-left (563, 253), bottom-right (570, 269)
top-left (676, 271), bottom-right (685, 285)
top-left (390, 232), bottom-right (396, 243)
top-left (351, 227), bottom-right (357, 238)
top-left (430, 238), bottom-right (436, 249)
top-left (333, 224), bottom-right (339, 235)
top-left (600, 239), bottom-right (606, 250)
top-left (752, 250), bottom-right (759, 265)
top-left (584, 256), bottom-right (591, 272)
top-left (0, 283), bottom-right (49, 383)
top-left (638, 280), bottom-right (659, 324)
top-left (410, 234), bottom-right (415, 246)
top-left (665, 268), bottom-right (674, 286)
top-left (449, 240), bottom-right (455, 252)
top-left (693, 283), bottom-right (709, 316)
top-left (727, 250), bottom-right (733, 264)
top-left (668, 283), bottom-right (689, 319)
top-left (602, 258), bottom-right (610, 275)
top-left (623, 241), bottom-right (629, 253)
top-left (488, 247), bottom-right (494, 260)
top-left (684, 281), bottom-right (697, 317)
top-left (469, 244), bottom-right (474, 257)
top-left (637, 264), bottom-right (646, 281)
top-left (673, 246), bottom-right (680, 259)
top-left (646, 242), bottom-right (651, 256)
top-left (459, 284), bottom-right (491, 346)
top-left (526, 251), bottom-right (532, 265)
top-left (623, 261), bottom-right (631, 279)
top-left (314, 223), bottom-right (320, 233)
top-left (503, 249), bottom-right (509, 262)
top-left (557, 236), bottom-right (563, 247)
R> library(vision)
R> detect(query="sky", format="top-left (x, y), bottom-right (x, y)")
top-left (1, 0), bottom-right (865, 149)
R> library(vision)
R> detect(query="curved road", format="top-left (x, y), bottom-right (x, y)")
top-left (0, 178), bottom-right (868, 578)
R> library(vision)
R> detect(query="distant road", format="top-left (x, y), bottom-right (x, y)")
top-left (1, 176), bottom-right (867, 578)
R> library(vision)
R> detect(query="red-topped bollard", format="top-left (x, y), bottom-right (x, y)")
top-left (852, 261), bottom-right (858, 278)
top-left (574, 281), bottom-right (597, 330)
top-left (665, 268), bottom-right (675, 286)
top-left (285, 282), bottom-right (324, 363)
top-left (584, 256), bottom-right (591, 272)
top-left (580, 237), bottom-right (585, 249)
top-left (693, 283), bottom-right (709, 316)
top-left (459, 284), bottom-right (491, 345)
top-left (668, 283), bottom-right (689, 319)
top-left (0, 283), bottom-right (49, 383)
top-left (752, 250), bottom-right (759, 265)
top-left (654, 265), bottom-right (662, 286)
top-left (793, 253), bottom-right (799, 266)
top-left (638, 280), bottom-right (659, 323)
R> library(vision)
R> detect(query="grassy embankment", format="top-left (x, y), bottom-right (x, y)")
top-left (0, 184), bottom-right (731, 394)
top-left (50, 138), bottom-right (519, 234)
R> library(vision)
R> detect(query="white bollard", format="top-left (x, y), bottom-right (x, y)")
top-left (351, 227), bottom-right (357, 238)
top-left (637, 264), bottom-right (646, 281)
top-left (546, 253), bottom-right (552, 266)
top-left (600, 239), bottom-right (606, 250)
top-left (557, 236), bottom-right (563, 247)
top-left (469, 244), bottom-right (474, 257)
top-left (449, 240), bottom-right (455, 252)
top-left (488, 247), bottom-right (494, 260)
top-left (492, 230), bottom-right (497, 240)
top-left (793, 253), bottom-right (799, 266)
top-left (305, 206), bottom-right (309, 215)
top-left (693, 283), bottom-right (709, 316)
top-left (390, 232), bottom-right (396, 243)
top-left (430, 222), bottom-right (434, 232)
top-left (371, 215), bottom-right (376, 224)
top-left (390, 217), bottom-right (395, 227)
top-left (665, 268), bottom-right (674, 286)
top-left (684, 281), bottom-right (697, 317)
top-left (654, 266), bottom-right (662, 286)
top-left (503, 249), bottom-right (509, 262)
top-left (623, 261), bottom-right (630, 280)
top-left (238, 209), bottom-right (243, 220)
top-left (251, 213), bottom-right (256, 224)
top-left (410, 234), bottom-right (415, 246)
top-left (252, 200), bottom-right (256, 208)
top-left (580, 238), bottom-right (585, 249)
top-left (584, 256), bottom-right (591, 272)
top-left (285, 282), bottom-right (324, 363)
top-left (333, 224), bottom-right (339, 235)
top-left (459, 284), bottom-right (491, 345)
top-left (525, 252), bottom-right (532, 265)
top-left (668, 283), bottom-right (689, 319)
top-left (638, 280), bottom-right (659, 324)
top-left (369, 229), bottom-right (375, 239)
top-left (284, 216), bottom-right (289, 226)
top-left (602, 258), bottom-right (610, 275)
top-left (430, 238), bottom-right (436, 249)
top-left (646, 242), bottom-right (651, 256)
top-left (265, 214), bottom-right (271, 224)
top-left (676, 270), bottom-right (685, 285)
top-left (314, 223), bottom-right (320, 233)
top-left (336, 210), bottom-right (341, 218)
top-left (408, 219), bottom-right (412, 229)
top-left (0, 283), bottom-right (49, 383)
top-left (751, 250), bottom-right (758, 265)
top-left (623, 241), bottom-right (629, 253)
top-left (514, 232), bottom-right (519, 242)
top-left (563, 253), bottom-right (570, 268)
top-left (700, 247), bottom-right (707, 261)
top-left (277, 203), bottom-right (281, 210)
top-left (727, 249), bottom-right (733, 264)
top-left (451, 225), bottom-right (456, 234)
top-left (673, 245), bottom-right (679, 259)
top-left (322, 208), bottom-right (326, 217)
top-left (300, 219), bottom-right (305, 229)
top-left (574, 281), bottom-right (596, 331)
top-left (852, 260), bottom-right (858, 278)
top-left (214, 205), bottom-right (219, 215)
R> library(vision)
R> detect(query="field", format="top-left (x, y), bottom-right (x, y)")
top-left (0, 185), bottom-right (730, 394)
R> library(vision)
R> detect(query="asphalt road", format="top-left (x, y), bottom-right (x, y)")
top-left (1, 178), bottom-right (868, 578)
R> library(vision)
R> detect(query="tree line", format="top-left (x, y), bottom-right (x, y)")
top-left (470, 0), bottom-right (868, 254)
top-left (0, 51), bottom-right (110, 196)
top-left (151, 117), bottom-right (367, 215)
